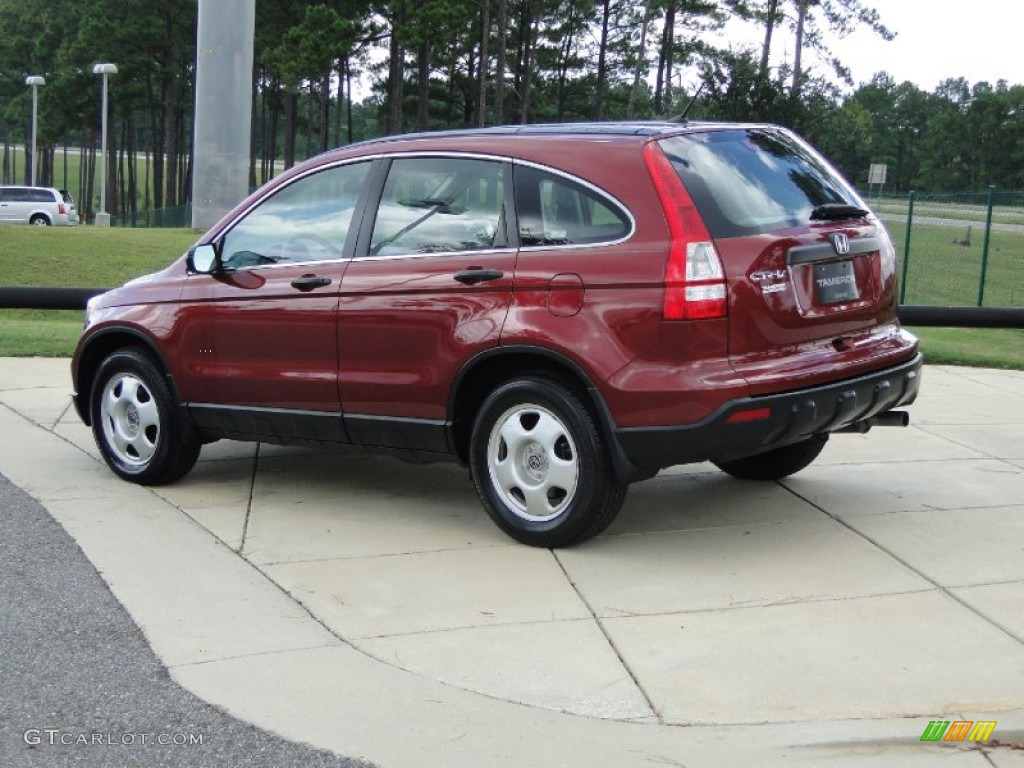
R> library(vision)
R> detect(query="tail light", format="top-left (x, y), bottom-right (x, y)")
top-left (643, 142), bottom-right (727, 320)
top-left (58, 203), bottom-right (66, 214)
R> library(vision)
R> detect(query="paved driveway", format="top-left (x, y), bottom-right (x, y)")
top-left (1, 358), bottom-right (1022, 766)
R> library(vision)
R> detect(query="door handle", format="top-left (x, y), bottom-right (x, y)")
top-left (453, 268), bottom-right (504, 285)
top-left (291, 275), bottom-right (332, 291)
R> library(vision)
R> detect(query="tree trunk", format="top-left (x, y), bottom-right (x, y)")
top-left (150, 77), bottom-right (165, 210)
top-left (758, 0), bottom-right (779, 85)
top-left (627, 1), bottom-right (653, 118)
top-left (249, 74), bottom-right (258, 189)
top-left (387, 2), bottom-right (406, 134)
top-left (268, 85), bottom-right (280, 180)
top-left (320, 70), bottom-right (331, 152)
top-left (518, 3), bottom-right (535, 124)
top-left (476, 0), bottom-right (490, 126)
top-left (306, 87), bottom-right (315, 159)
top-left (333, 60), bottom-right (343, 147)
top-left (656, 4), bottom-right (676, 114)
top-left (791, 0), bottom-right (808, 101)
top-left (107, 101), bottom-right (119, 214)
top-left (495, 0), bottom-right (507, 124)
top-left (346, 60), bottom-right (354, 143)
top-left (465, 37), bottom-right (477, 126)
top-left (127, 115), bottom-right (137, 216)
top-left (164, 78), bottom-right (178, 209)
top-left (416, 36), bottom-right (431, 131)
top-left (594, 0), bottom-right (612, 120)
top-left (283, 90), bottom-right (297, 169)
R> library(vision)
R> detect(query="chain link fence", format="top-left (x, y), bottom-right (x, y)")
top-left (109, 204), bottom-right (192, 228)
top-left (871, 189), bottom-right (1024, 308)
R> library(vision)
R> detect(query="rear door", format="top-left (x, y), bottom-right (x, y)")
top-left (337, 154), bottom-right (515, 449)
top-left (0, 187), bottom-right (28, 223)
top-left (655, 128), bottom-right (903, 394)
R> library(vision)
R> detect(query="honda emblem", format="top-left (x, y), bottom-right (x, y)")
top-left (830, 233), bottom-right (850, 255)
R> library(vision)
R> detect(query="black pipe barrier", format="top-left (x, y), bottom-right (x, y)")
top-left (0, 287), bottom-right (107, 310)
top-left (897, 305), bottom-right (1024, 329)
top-left (2, 287), bottom-right (1023, 329)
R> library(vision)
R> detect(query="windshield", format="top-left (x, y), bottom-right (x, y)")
top-left (656, 128), bottom-right (863, 238)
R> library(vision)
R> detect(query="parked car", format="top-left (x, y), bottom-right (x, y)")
top-left (72, 121), bottom-right (921, 547)
top-left (0, 185), bottom-right (79, 226)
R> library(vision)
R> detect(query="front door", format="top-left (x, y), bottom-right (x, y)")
top-left (175, 160), bottom-right (372, 440)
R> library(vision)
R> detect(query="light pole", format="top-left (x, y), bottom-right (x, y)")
top-left (25, 75), bottom-right (45, 186)
top-left (93, 62), bottom-right (117, 226)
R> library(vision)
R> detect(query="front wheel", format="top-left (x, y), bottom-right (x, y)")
top-left (469, 376), bottom-right (627, 548)
top-left (714, 434), bottom-right (828, 481)
top-left (90, 348), bottom-right (200, 485)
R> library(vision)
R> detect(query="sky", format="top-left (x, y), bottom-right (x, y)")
top-left (783, 0), bottom-right (1021, 91)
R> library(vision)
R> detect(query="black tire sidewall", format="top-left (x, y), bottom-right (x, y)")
top-left (469, 377), bottom-right (609, 547)
top-left (714, 434), bottom-right (829, 481)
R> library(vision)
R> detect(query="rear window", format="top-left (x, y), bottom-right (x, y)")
top-left (656, 129), bottom-right (859, 239)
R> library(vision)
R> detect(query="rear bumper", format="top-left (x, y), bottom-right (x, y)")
top-left (616, 353), bottom-right (922, 472)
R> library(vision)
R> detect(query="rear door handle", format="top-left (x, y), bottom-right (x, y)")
top-left (291, 275), bottom-right (332, 291)
top-left (453, 268), bottom-right (504, 285)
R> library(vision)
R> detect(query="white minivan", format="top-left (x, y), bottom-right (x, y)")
top-left (0, 186), bottom-right (80, 226)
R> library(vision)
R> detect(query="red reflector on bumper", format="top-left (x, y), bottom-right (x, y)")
top-left (727, 407), bottom-right (772, 424)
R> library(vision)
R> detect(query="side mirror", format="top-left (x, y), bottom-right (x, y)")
top-left (188, 243), bottom-right (218, 274)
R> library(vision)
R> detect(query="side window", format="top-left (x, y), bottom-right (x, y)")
top-left (220, 161), bottom-right (369, 269)
top-left (30, 189), bottom-right (55, 203)
top-left (369, 157), bottom-right (506, 257)
top-left (514, 165), bottom-right (630, 246)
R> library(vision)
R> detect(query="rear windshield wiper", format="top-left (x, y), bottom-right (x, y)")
top-left (810, 203), bottom-right (870, 222)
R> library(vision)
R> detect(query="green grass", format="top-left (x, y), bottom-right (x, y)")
top-left (909, 327), bottom-right (1024, 369)
top-left (0, 226), bottom-right (198, 287)
top-left (1, 225), bottom-right (1022, 370)
top-left (0, 226), bottom-right (199, 356)
top-left (887, 222), bottom-right (1024, 307)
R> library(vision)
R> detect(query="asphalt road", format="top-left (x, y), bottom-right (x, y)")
top-left (0, 472), bottom-right (372, 768)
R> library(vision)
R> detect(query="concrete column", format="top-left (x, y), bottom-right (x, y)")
top-left (191, 0), bottom-right (256, 231)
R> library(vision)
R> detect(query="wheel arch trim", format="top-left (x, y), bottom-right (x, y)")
top-left (447, 345), bottom-right (647, 483)
top-left (73, 327), bottom-right (183, 427)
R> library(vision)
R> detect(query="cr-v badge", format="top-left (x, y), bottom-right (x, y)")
top-left (750, 269), bottom-right (788, 295)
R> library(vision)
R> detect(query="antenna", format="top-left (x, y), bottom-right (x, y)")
top-left (669, 82), bottom-right (705, 123)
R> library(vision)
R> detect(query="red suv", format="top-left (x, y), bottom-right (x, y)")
top-left (72, 122), bottom-right (921, 547)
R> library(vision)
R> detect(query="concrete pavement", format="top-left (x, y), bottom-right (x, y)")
top-left (1, 357), bottom-right (1022, 766)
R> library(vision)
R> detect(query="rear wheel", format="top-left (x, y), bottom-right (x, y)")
top-left (30, 214), bottom-right (50, 226)
top-left (90, 348), bottom-right (200, 485)
top-left (469, 376), bottom-right (626, 548)
top-left (714, 435), bottom-right (828, 481)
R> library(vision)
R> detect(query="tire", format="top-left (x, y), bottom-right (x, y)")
top-left (714, 434), bottom-right (829, 481)
top-left (30, 214), bottom-right (50, 226)
top-left (469, 376), bottom-right (627, 548)
top-left (90, 348), bottom-right (200, 485)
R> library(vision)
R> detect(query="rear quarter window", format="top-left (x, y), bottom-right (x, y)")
top-left (656, 129), bottom-right (859, 239)
top-left (513, 165), bottom-right (631, 246)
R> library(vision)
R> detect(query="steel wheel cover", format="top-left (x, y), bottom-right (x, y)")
top-left (100, 373), bottom-right (161, 467)
top-left (487, 404), bottom-right (579, 522)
